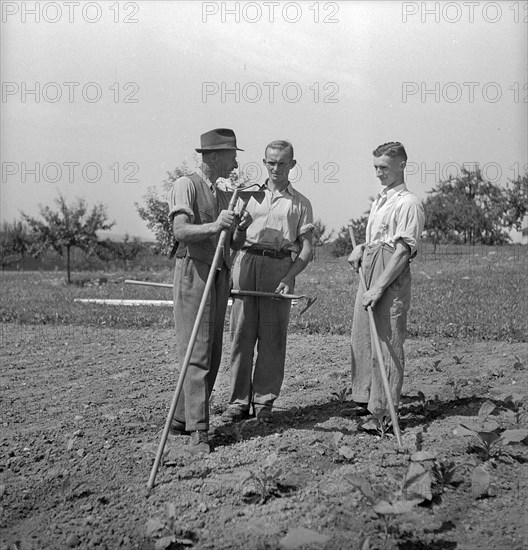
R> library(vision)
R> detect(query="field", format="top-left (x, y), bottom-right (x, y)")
top-left (1, 247), bottom-right (527, 550)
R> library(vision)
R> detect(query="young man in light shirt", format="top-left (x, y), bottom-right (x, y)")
top-left (348, 142), bottom-right (425, 416)
top-left (222, 140), bottom-right (314, 424)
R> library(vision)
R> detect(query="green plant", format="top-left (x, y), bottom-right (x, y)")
top-left (145, 502), bottom-right (195, 549)
top-left (431, 458), bottom-right (473, 494)
top-left (241, 452), bottom-right (283, 504)
top-left (360, 411), bottom-right (392, 439)
top-left (416, 391), bottom-right (441, 418)
top-left (452, 355), bottom-right (464, 365)
top-left (454, 401), bottom-right (528, 461)
top-left (501, 393), bottom-right (526, 426)
top-left (345, 463), bottom-right (432, 549)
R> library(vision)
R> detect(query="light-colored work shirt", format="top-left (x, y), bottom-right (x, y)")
top-left (241, 180), bottom-right (314, 253)
top-left (365, 183), bottom-right (425, 255)
top-left (167, 168), bottom-right (214, 223)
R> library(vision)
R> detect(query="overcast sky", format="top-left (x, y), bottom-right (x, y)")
top-left (1, 1), bottom-right (526, 240)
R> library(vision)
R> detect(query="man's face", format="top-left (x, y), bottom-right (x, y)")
top-left (263, 148), bottom-right (296, 188)
top-left (373, 154), bottom-right (405, 188)
top-left (216, 149), bottom-right (238, 178)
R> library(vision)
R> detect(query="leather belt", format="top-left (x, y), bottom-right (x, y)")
top-left (242, 246), bottom-right (291, 259)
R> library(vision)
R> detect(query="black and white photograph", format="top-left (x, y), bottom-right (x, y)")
top-left (1, 1), bottom-right (527, 549)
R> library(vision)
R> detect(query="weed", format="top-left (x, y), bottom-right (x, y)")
top-left (145, 502), bottom-right (195, 549)
top-left (431, 458), bottom-right (473, 494)
top-left (446, 378), bottom-right (462, 400)
top-left (241, 452), bottom-right (283, 504)
top-left (331, 387), bottom-right (352, 402)
top-left (432, 359), bottom-right (442, 372)
top-left (416, 391), bottom-right (441, 418)
top-left (452, 355), bottom-right (464, 365)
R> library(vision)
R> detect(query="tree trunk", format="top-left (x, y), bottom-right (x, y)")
top-left (66, 245), bottom-right (71, 284)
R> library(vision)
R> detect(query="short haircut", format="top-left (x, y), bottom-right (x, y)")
top-left (373, 142), bottom-right (407, 162)
top-left (265, 140), bottom-right (294, 160)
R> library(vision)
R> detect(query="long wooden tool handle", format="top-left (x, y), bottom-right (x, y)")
top-left (147, 189), bottom-right (240, 490)
top-left (125, 282), bottom-right (305, 301)
top-left (348, 226), bottom-right (403, 448)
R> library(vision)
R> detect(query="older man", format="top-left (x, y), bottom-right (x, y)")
top-left (222, 140), bottom-right (314, 424)
top-left (348, 142), bottom-right (425, 416)
top-left (167, 128), bottom-right (251, 455)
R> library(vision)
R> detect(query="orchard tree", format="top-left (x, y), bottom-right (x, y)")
top-left (423, 167), bottom-right (514, 246)
top-left (504, 172), bottom-right (528, 231)
top-left (0, 220), bottom-right (32, 271)
top-left (22, 194), bottom-right (114, 283)
top-left (136, 162), bottom-right (193, 255)
top-left (331, 215), bottom-right (369, 258)
top-left (99, 233), bottom-right (145, 270)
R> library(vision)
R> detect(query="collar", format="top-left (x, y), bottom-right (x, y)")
top-left (264, 179), bottom-right (295, 196)
top-left (195, 167), bottom-right (214, 191)
top-left (378, 182), bottom-right (406, 200)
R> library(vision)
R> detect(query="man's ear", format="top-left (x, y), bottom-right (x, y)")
top-left (290, 159), bottom-right (297, 169)
top-left (400, 160), bottom-right (406, 170)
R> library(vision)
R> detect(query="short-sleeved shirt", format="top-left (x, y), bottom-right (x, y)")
top-left (241, 180), bottom-right (314, 254)
top-left (366, 183), bottom-right (425, 255)
top-left (167, 168), bottom-right (214, 224)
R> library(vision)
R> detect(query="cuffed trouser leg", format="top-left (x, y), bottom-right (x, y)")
top-left (173, 256), bottom-right (230, 432)
top-left (350, 244), bottom-right (411, 414)
top-left (229, 252), bottom-right (292, 410)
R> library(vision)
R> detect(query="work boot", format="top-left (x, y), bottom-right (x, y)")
top-left (169, 418), bottom-right (190, 436)
top-left (221, 406), bottom-right (250, 424)
top-left (255, 406), bottom-right (273, 424)
top-left (189, 431), bottom-right (210, 456)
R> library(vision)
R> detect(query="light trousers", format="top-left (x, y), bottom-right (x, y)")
top-left (228, 251), bottom-right (293, 410)
top-left (350, 243), bottom-right (411, 414)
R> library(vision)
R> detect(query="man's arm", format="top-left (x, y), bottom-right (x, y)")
top-left (172, 211), bottom-right (235, 242)
top-left (348, 243), bottom-right (366, 271)
top-left (230, 210), bottom-right (252, 251)
top-left (361, 239), bottom-right (411, 309)
top-left (275, 231), bottom-right (314, 295)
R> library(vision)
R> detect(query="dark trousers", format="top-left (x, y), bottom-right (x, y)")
top-left (173, 256), bottom-right (230, 431)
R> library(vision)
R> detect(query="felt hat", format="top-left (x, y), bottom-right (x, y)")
top-left (195, 128), bottom-right (244, 153)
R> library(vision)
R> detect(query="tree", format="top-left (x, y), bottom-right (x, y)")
top-left (0, 220), bottom-right (32, 271)
top-left (98, 233), bottom-right (145, 270)
top-left (135, 162), bottom-right (193, 255)
top-left (504, 173), bottom-right (528, 231)
top-left (331, 215), bottom-right (369, 258)
top-left (22, 194), bottom-right (114, 283)
top-left (423, 168), bottom-right (513, 246)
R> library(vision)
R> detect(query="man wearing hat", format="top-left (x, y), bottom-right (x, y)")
top-left (167, 128), bottom-right (251, 455)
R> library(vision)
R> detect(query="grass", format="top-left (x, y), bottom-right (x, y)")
top-left (1, 245), bottom-right (527, 341)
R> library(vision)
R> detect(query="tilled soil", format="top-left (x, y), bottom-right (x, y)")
top-left (1, 324), bottom-right (527, 550)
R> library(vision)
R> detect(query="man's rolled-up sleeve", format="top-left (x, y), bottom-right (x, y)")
top-left (393, 198), bottom-right (425, 255)
top-left (167, 176), bottom-right (195, 223)
top-left (298, 200), bottom-right (315, 236)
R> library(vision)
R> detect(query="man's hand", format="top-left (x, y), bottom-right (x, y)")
top-left (214, 210), bottom-right (236, 232)
top-left (235, 210), bottom-right (252, 231)
top-left (348, 244), bottom-right (365, 272)
top-left (362, 285), bottom-right (384, 309)
top-left (276, 276), bottom-right (295, 295)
